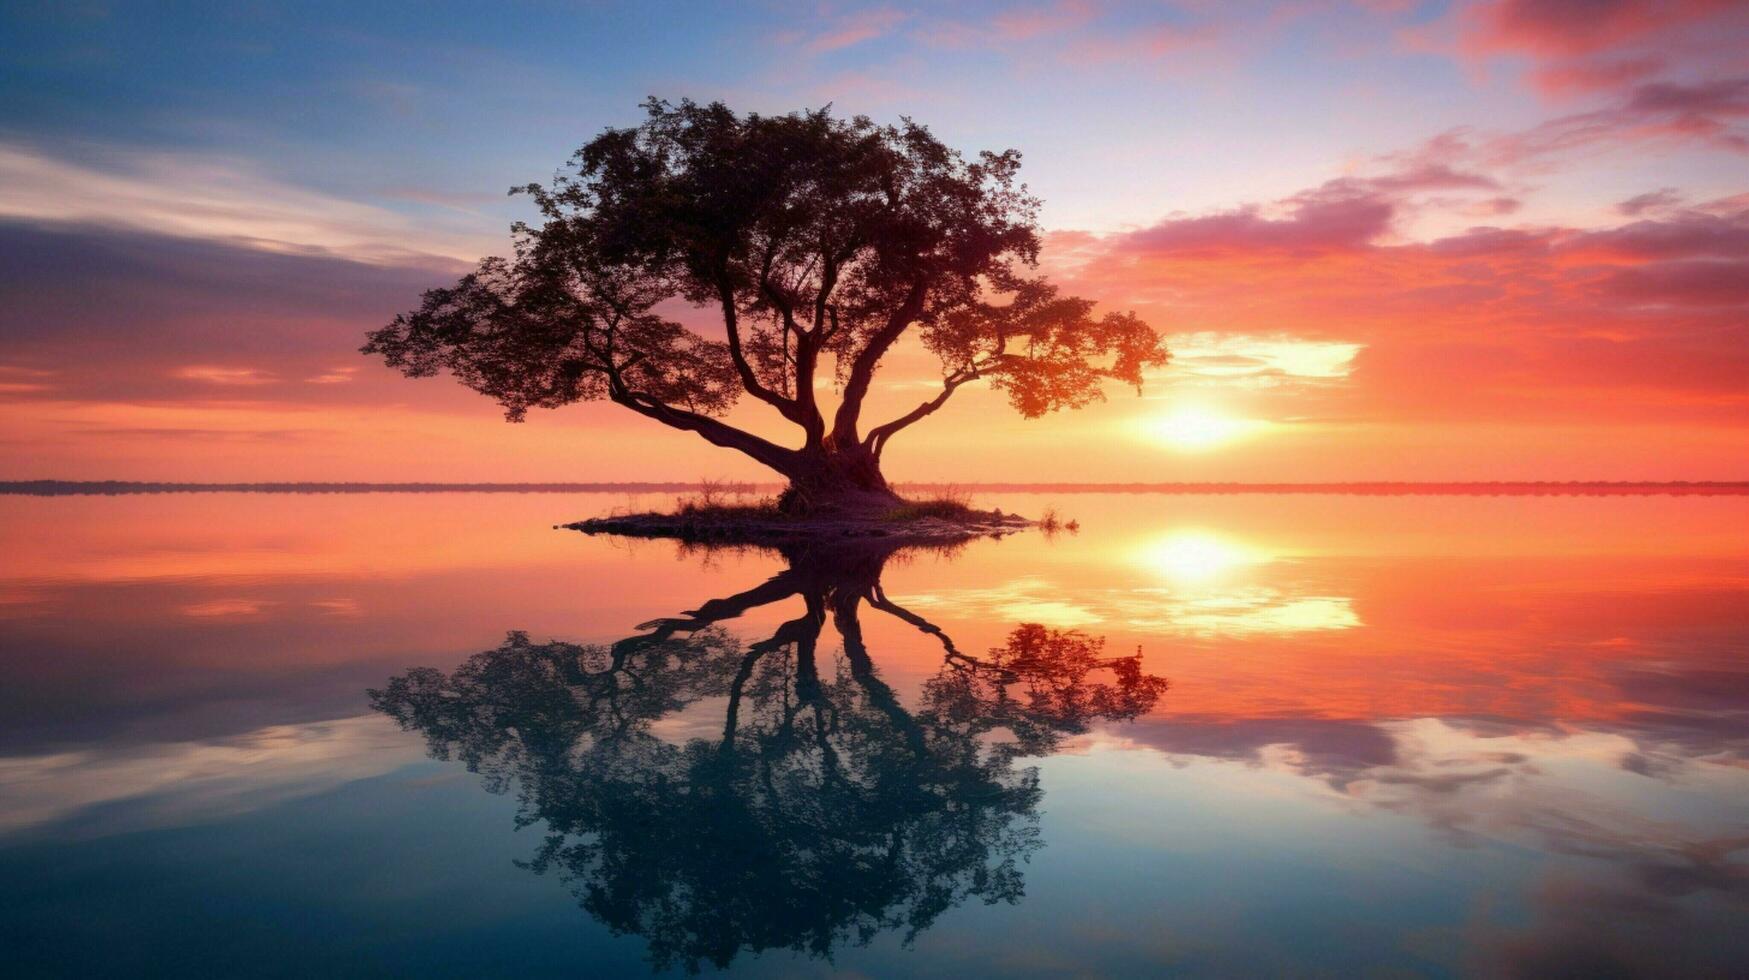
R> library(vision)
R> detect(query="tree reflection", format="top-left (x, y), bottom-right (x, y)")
top-left (370, 542), bottom-right (1167, 973)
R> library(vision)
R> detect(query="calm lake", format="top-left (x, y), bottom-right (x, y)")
top-left (3, 491), bottom-right (1746, 977)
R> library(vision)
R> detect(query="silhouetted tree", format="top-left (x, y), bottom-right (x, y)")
top-left (364, 100), bottom-right (1170, 512)
top-left (370, 541), bottom-right (1167, 972)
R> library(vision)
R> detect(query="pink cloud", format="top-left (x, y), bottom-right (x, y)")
top-left (1568, 209), bottom-right (1749, 259)
top-left (1455, 0), bottom-right (1749, 96)
top-left (1483, 76), bottom-right (1749, 163)
top-left (1616, 188), bottom-right (1682, 216)
top-left (1468, 196), bottom-right (1524, 216)
top-left (916, 2), bottom-right (1091, 49)
top-left (1119, 185), bottom-right (1395, 258)
top-left (991, 0), bottom-right (1096, 41)
top-left (1366, 163), bottom-right (1502, 192)
top-left (1531, 55), bottom-right (1665, 94)
top-left (1110, 157), bottom-right (1512, 261)
top-left (804, 7), bottom-right (909, 53)
top-left (1602, 258), bottom-right (1749, 306)
top-left (1464, 0), bottom-right (1730, 57)
top-left (1427, 226), bottom-right (1550, 257)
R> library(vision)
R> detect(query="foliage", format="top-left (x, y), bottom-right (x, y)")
top-left (364, 100), bottom-right (1170, 490)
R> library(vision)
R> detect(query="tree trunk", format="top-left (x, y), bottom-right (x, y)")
top-left (774, 442), bottom-right (902, 515)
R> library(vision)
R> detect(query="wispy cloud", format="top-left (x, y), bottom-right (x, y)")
top-left (0, 142), bottom-right (489, 266)
top-left (304, 366), bottom-right (360, 385)
top-left (0, 715), bottom-right (418, 835)
top-left (0, 365), bottom-right (56, 395)
top-left (180, 598), bottom-right (273, 618)
top-left (173, 365), bottom-right (278, 386)
top-left (801, 6), bottom-right (909, 53)
top-left (1166, 334), bottom-right (1365, 387)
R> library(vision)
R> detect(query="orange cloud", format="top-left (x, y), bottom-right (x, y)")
top-left (174, 366), bottom-right (278, 386)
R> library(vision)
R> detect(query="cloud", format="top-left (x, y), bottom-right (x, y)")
top-left (1050, 188), bottom-right (1749, 425)
top-left (304, 367), bottom-right (360, 385)
top-left (1455, 0), bottom-right (1749, 96)
top-left (1128, 716), bottom-right (1399, 789)
top-left (911, 0), bottom-right (1373, 71)
top-left (173, 365), bottom-right (277, 386)
top-left (1166, 334), bottom-right (1365, 384)
top-left (54, 425), bottom-right (325, 444)
top-left (1616, 187), bottom-right (1683, 215)
top-left (1601, 258), bottom-right (1749, 307)
top-left (1567, 208), bottom-right (1749, 258)
top-left (180, 598), bottom-right (273, 618)
top-left (800, 7), bottom-right (909, 53)
top-left (1463, 0), bottom-right (1731, 58)
top-left (1487, 76), bottom-right (1749, 161)
top-left (1103, 150), bottom-right (1516, 263)
top-left (920, 1), bottom-right (1098, 47)
top-left (1364, 163), bottom-right (1502, 193)
top-left (0, 715), bottom-right (418, 836)
top-left (1115, 182), bottom-right (1397, 258)
top-left (989, 0), bottom-right (1097, 41)
top-left (0, 365), bottom-right (56, 396)
top-left (0, 221), bottom-right (448, 408)
top-left (0, 142), bottom-right (489, 265)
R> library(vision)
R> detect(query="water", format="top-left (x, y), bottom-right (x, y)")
top-left (2, 492), bottom-right (1746, 977)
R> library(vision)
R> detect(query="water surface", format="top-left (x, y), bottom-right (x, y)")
top-left (2, 492), bottom-right (1746, 977)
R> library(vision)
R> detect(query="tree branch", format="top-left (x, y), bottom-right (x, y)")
top-left (614, 569), bottom-right (804, 656)
top-left (829, 280), bottom-right (927, 445)
top-left (609, 379), bottom-right (799, 475)
top-left (756, 267), bottom-right (826, 447)
top-left (866, 584), bottom-right (968, 662)
top-left (715, 274), bottom-right (807, 429)
top-left (864, 374), bottom-right (967, 459)
top-left (863, 348), bottom-right (1013, 457)
top-left (831, 590), bottom-right (929, 758)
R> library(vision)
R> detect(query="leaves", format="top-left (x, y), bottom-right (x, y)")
top-left (365, 99), bottom-right (1169, 464)
top-left (926, 277), bottom-right (1173, 420)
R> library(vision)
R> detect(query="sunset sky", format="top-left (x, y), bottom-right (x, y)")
top-left (3, 0), bottom-right (1746, 482)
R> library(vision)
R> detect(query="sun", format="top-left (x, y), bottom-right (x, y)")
top-left (1144, 406), bottom-right (1266, 452)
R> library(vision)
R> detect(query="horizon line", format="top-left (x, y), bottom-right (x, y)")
top-left (6, 480), bottom-right (1749, 497)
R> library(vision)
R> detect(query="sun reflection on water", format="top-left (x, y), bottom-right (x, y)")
top-left (1129, 589), bottom-right (1361, 635)
top-left (1127, 529), bottom-right (1359, 634)
top-left (1136, 529), bottom-right (1268, 584)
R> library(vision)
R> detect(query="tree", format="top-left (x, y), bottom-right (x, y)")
top-left (370, 540), bottom-right (1169, 972)
top-left (364, 99), bottom-right (1170, 513)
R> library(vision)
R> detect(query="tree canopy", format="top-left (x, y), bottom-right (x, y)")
top-left (364, 99), bottom-right (1169, 504)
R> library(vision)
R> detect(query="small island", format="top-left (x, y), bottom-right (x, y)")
top-left (565, 491), bottom-right (1033, 546)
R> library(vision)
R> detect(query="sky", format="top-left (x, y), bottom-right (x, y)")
top-left (1, 0), bottom-right (1746, 482)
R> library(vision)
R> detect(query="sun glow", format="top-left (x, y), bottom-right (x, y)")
top-left (1144, 407), bottom-right (1266, 452)
top-left (1137, 530), bottom-right (1267, 585)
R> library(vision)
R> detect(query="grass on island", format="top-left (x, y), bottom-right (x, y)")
top-left (660, 482), bottom-right (1078, 530)
top-left (882, 486), bottom-right (981, 522)
top-left (663, 481), bottom-right (1003, 524)
top-left (670, 478), bottom-right (779, 519)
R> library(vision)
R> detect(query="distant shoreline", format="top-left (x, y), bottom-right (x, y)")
top-left (5, 480), bottom-right (1749, 497)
